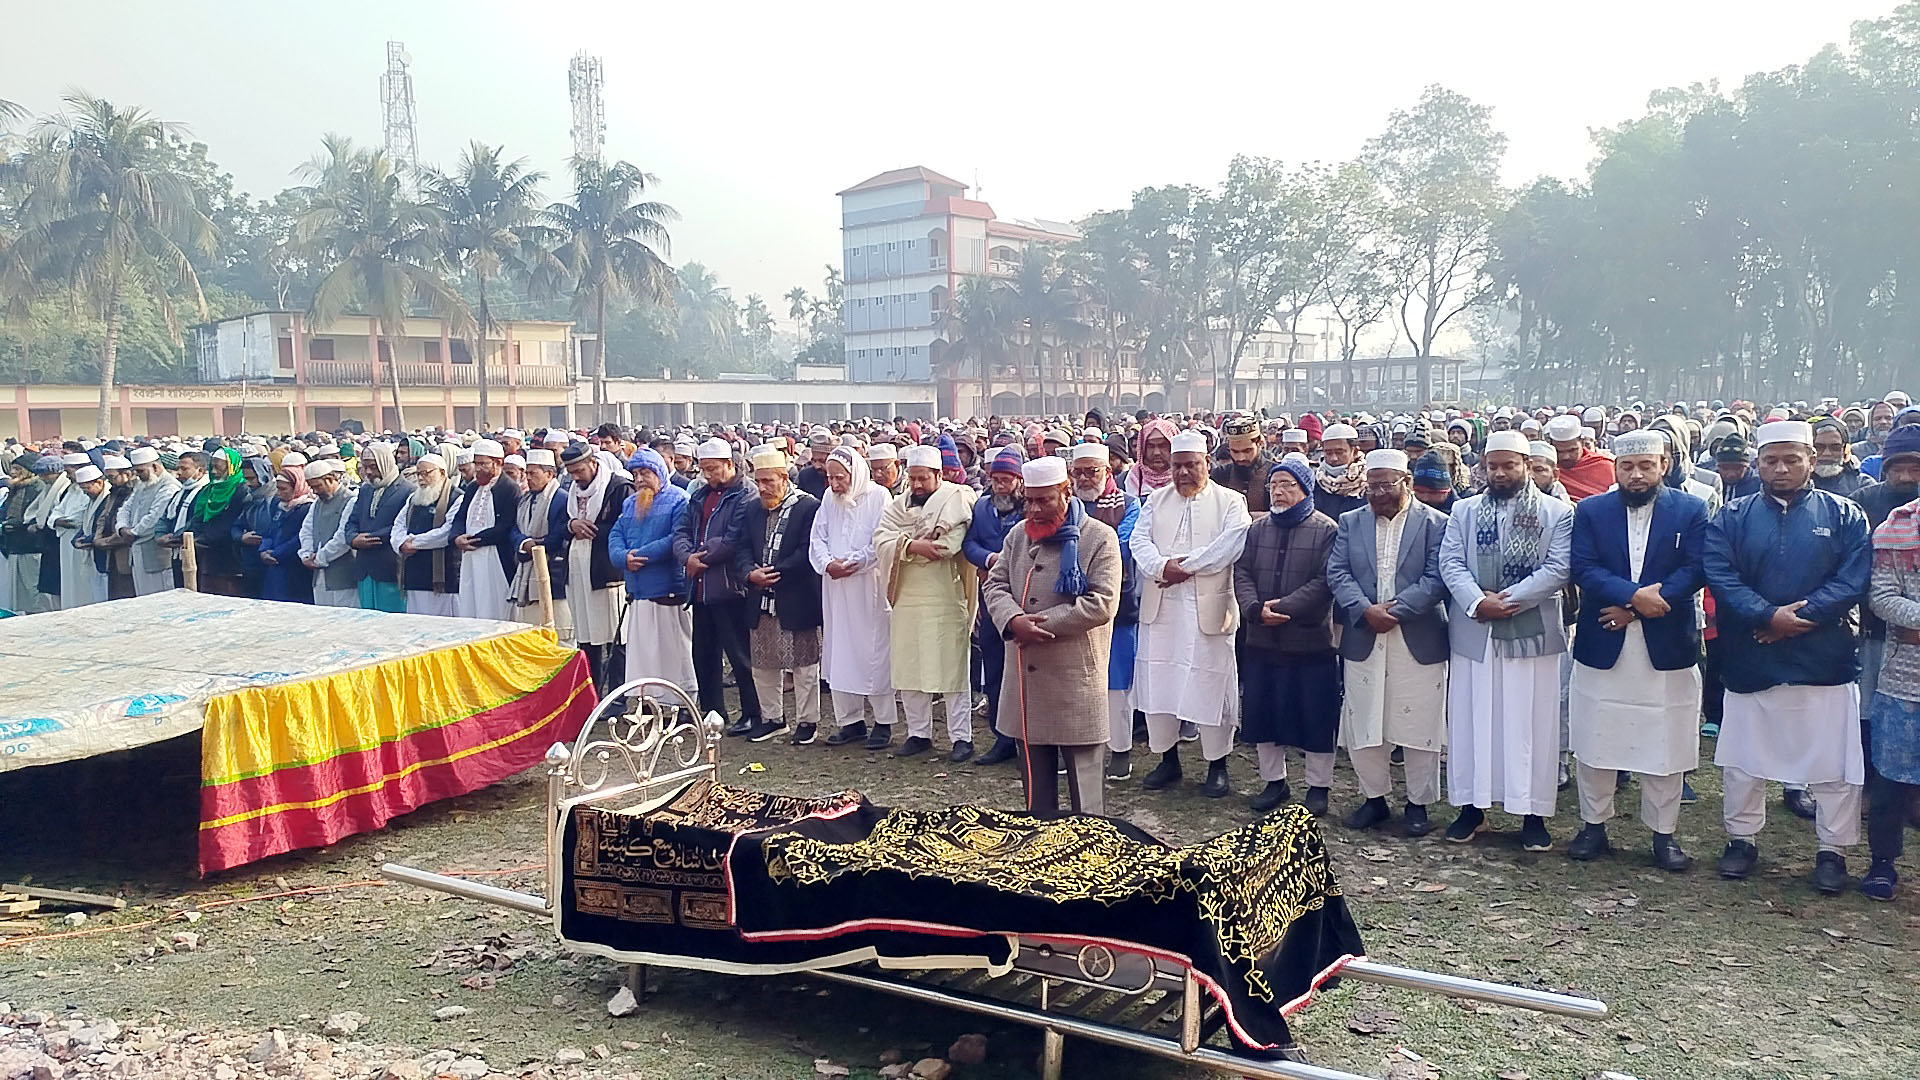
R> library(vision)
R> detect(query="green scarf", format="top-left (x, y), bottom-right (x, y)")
top-left (196, 447), bottom-right (245, 518)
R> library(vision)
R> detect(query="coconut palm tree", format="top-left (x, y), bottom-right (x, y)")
top-left (675, 261), bottom-right (737, 371)
top-left (945, 276), bottom-right (1013, 414)
top-left (425, 142), bottom-right (561, 423)
top-left (295, 136), bottom-right (472, 431)
top-left (6, 92), bottom-right (215, 436)
top-left (545, 158), bottom-right (676, 421)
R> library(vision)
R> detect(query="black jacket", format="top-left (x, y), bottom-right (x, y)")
top-left (544, 473), bottom-right (635, 592)
top-left (345, 480), bottom-right (414, 583)
top-left (449, 476), bottom-right (523, 583)
top-left (735, 492), bottom-right (823, 631)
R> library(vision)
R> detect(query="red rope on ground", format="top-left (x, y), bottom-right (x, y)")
top-left (0, 864), bottom-right (545, 949)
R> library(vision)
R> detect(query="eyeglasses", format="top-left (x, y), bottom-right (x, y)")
top-left (1067, 466), bottom-right (1104, 479)
top-left (1364, 482), bottom-right (1406, 494)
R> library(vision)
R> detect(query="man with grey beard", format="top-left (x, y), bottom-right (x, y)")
top-left (1070, 443), bottom-right (1143, 778)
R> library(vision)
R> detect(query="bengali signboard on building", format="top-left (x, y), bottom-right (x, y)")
top-left (127, 384), bottom-right (292, 402)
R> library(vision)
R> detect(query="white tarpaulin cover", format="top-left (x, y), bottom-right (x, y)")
top-left (0, 591), bottom-right (525, 771)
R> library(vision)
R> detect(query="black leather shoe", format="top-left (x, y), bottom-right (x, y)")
top-left (1444, 806), bottom-right (1486, 843)
top-left (1784, 788), bottom-right (1819, 820)
top-left (1303, 786), bottom-right (1330, 817)
top-left (863, 723), bottom-right (892, 751)
top-left (1717, 839), bottom-right (1758, 879)
top-left (1105, 750), bottom-right (1131, 781)
top-left (1567, 823), bottom-right (1611, 861)
top-left (1650, 832), bottom-right (1692, 872)
top-left (895, 735), bottom-right (932, 758)
top-left (1812, 850), bottom-right (1848, 895)
top-left (1402, 803), bottom-right (1431, 837)
top-left (1201, 759), bottom-right (1231, 799)
top-left (824, 722), bottom-right (867, 747)
top-left (976, 736), bottom-right (1018, 766)
top-left (947, 740), bottom-right (974, 764)
top-left (1520, 815), bottom-right (1553, 852)
top-left (1250, 780), bottom-right (1291, 813)
top-left (724, 717), bottom-right (756, 738)
top-left (1142, 751), bottom-right (1182, 790)
top-left (789, 723), bottom-right (817, 746)
top-left (1344, 796), bottom-right (1391, 831)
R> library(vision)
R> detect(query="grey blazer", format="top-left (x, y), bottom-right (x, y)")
top-left (1326, 502), bottom-right (1451, 665)
top-left (1438, 491), bottom-right (1574, 661)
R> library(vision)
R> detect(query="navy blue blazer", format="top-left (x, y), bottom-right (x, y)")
top-left (1570, 487), bottom-right (1708, 672)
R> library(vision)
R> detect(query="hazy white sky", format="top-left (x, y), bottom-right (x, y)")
top-left (7, 0), bottom-right (1897, 313)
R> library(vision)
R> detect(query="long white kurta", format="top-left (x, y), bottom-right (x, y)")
top-left (1131, 484), bottom-right (1250, 727)
top-left (392, 488), bottom-right (461, 617)
top-left (511, 486), bottom-right (574, 645)
top-left (1716, 684), bottom-right (1865, 785)
top-left (120, 474), bottom-right (181, 596)
top-left (54, 485), bottom-right (101, 609)
top-left (1568, 501), bottom-right (1701, 775)
top-left (565, 476), bottom-right (623, 647)
top-left (810, 485), bottom-right (892, 696)
top-left (403, 486), bottom-right (510, 621)
top-left (1340, 511), bottom-right (1447, 752)
top-left (877, 484), bottom-right (977, 695)
top-left (300, 492), bottom-right (358, 608)
top-left (1441, 493), bottom-right (1570, 817)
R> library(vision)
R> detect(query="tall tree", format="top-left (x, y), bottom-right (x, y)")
top-left (944, 274), bottom-right (1013, 412)
top-left (295, 136), bottom-right (472, 431)
top-left (545, 158), bottom-right (676, 421)
top-left (1364, 85), bottom-right (1508, 403)
top-left (426, 142), bottom-right (560, 423)
top-left (6, 93), bottom-right (215, 436)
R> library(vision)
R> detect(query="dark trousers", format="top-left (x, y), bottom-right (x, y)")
top-left (693, 598), bottom-right (760, 722)
top-left (975, 614), bottom-right (1006, 740)
top-left (1701, 637), bottom-right (1726, 725)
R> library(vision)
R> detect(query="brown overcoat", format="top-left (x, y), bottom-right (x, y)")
top-left (984, 511), bottom-right (1121, 746)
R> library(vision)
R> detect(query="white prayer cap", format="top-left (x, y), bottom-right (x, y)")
top-left (1520, 418), bottom-right (1542, 434)
top-left (127, 446), bottom-right (159, 466)
top-left (1765, 407), bottom-right (1791, 421)
top-left (696, 437), bottom-right (732, 460)
top-left (455, 449), bottom-right (475, 465)
top-left (470, 439), bottom-right (505, 459)
top-left (1281, 428), bottom-right (1308, 445)
top-left (903, 445), bottom-right (942, 471)
top-left (500, 428), bottom-right (525, 441)
top-left (1321, 423), bottom-right (1358, 442)
top-left (72, 465), bottom-right (103, 483)
top-left (1543, 415), bottom-right (1584, 442)
top-left (1170, 431), bottom-right (1208, 455)
top-left (1528, 441), bottom-right (1556, 460)
top-left (503, 454), bottom-right (526, 468)
top-left (417, 454), bottom-right (447, 472)
top-left (1485, 431), bottom-right (1532, 457)
top-left (751, 447), bottom-right (791, 471)
top-left (303, 461), bottom-right (334, 480)
top-left (1496, 406), bottom-right (1516, 419)
top-left (60, 452), bottom-right (88, 466)
top-left (1021, 456), bottom-right (1068, 487)
top-left (1070, 443), bottom-right (1108, 463)
top-left (1612, 431), bottom-right (1668, 456)
top-left (672, 434), bottom-right (698, 454)
top-left (525, 448), bottom-right (556, 468)
top-left (1082, 427), bottom-right (1104, 441)
top-left (101, 455), bottom-right (131, 470)
top-left (1581, 406), bottom-right (1607, 423)
top-left (866, 442), bottom-right (898, 462)
top-left (1756, 420), bottom-right (1814, 449)
top-left (280, 452), bottom-right (308, 468)
top-left (1364, 449), bottom-right (1410, 473)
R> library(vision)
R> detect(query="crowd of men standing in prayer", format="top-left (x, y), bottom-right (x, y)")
top-left (3, 394), bottom-right (1917, 901)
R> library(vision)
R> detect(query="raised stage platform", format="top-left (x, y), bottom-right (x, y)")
top-left (0, 592), bottom-right (597, 874)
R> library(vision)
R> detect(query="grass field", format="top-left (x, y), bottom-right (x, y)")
top-left (3, 698), bottom-right (1917, 1080)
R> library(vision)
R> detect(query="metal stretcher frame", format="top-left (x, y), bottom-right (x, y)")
top-left (384, 678), bottom-right (1608, 1080)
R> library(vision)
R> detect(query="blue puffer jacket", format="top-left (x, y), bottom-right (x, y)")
top-left (610, 484), bottom-right (691, 601)
top-left (962, 495), bottom-right (1022, 570)
top-left (1703, 487), bottom-right (1870, 694)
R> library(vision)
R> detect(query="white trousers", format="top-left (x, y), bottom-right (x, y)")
top-left (902, 690), bottom-right (971, 743)
top-left (1146, 711), bottom-right (1233, 759)
top-left (1107, 689), bottom-right (1134, 753)
top-left (753, 664), bottom-right (820, 727)
top-left (1723, 766), bottom-right (1860, 851)
top-left (831, 689), bottom-right (897, 730)
top-left (1257, 744), bottom-right (1335, 787)
top-left (1351, 743), bottom-right (1442, 806)
top-left (1576, 762), bottom-right (1684, 835)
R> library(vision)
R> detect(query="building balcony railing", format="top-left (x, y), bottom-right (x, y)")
top-left (300, 358), bottom-right (572, 389)
top-left (987, 259), bottom-right (1020, 276)
top-left (928, 255), bottom-right (948, 271)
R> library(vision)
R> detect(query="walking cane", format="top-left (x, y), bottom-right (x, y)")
top-left (532, 547), bottom-right (556, 632)
top-left (180, 531), bottom-right (199, 593)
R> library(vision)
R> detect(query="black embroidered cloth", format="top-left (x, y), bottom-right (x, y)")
top-left (559, 778), bottom-right (1014, 971)
top-left (561, 781), bottom-right (1364, 1049)
top-left (728, 801), bottom-right (1363, 1049)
